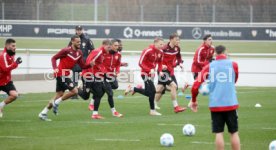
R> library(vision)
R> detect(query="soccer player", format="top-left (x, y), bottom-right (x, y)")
top-left (85, 39), bottom-right (127, 111)
top-left (191, 34), bottom-right (215, 79)
top-left (83, 39), bottom-right (122, 119)
top-left (0, 39), bottom-right (22, 118)
top-left (124, 37), bottom-right (164, 116)
top-left (154, 33), bottom-right (186, 113)
top-left (68, 25), bottom-right (94, 99)
top-left (38, 35), bottom-right (91, 121)
top-left (82, 39), bottom-right (123, 118)
top-left (190, 45), bottom-right (240, 150)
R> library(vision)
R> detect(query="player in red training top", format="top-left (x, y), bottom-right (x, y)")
top-left (79, 39), bottom-right (124, 119)
top-left (125, 37), bottom-right (164, 116)
top-left (191, 34), bottom-right (215, 79)
top-left (38, 35), bottom-right (91, 121)
top-left (0, 38), bottom-right (22, 118)
top-left (154, 33), bottom-right (186, 113)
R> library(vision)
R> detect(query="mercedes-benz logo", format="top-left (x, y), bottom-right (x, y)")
top-left (192, 27), bottom-right (202, 39)
top-left (123, 27), bottom-right (133, 38)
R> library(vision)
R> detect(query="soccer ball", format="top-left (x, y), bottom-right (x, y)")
top-left (182, 124), bottom-right (196, 136)
top-left (160, 133), bottom-right (174, 147)
top-left (269, 140), bottom-right (276, 150)
top-left (199, 82), bottom-right (209, 96)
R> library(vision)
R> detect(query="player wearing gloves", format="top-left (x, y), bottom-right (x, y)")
top-left (0, 38), bottom-right (22, 118)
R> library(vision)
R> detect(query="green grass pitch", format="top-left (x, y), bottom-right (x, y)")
top-left (0, 87), bottom-right (276, 150)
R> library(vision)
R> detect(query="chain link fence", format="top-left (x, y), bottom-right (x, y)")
top-left (0, 0), bottom-right (276, 22)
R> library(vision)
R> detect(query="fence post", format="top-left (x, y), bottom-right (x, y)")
top-left (176, 4), bottom-right (179, 24)
top-left (212, 4), bottom-right (216, 22)
top-left (94, 0), bottom-right (98, 22)
top-left (250, 5), bottom-right (253, 23)
top-left (140, 5), bottom-right (144, 23)
top-left (105, 0), bottom-right (109, 22)
top-left (71, 2), bottom-right (74, 21)
top-left (36, 0), bottom-right (40, 21)
top-left (2, 2), bottom-right (4, 20)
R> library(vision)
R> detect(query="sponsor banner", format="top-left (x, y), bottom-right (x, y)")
top-left (0, 24), bottom-right (276, 40)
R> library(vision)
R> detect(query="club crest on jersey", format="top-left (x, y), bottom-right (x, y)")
top-left (115, 56), bottom-right (119, 60)
top-left (158, 54), bottom-right (161, 58)
top-left (76, 52), bottom-right (79, 56)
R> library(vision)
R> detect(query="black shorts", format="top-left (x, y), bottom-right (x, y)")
top-left (211, 110), bottom-right (238, 133)
top-left (106, 77), bottom-right (118, 90)
top-left (56, 76), bottom-right (75, 92)
top-left (158, 70), bottom-right (175, 86)
top-left (0, 81), bottom-right (17, 95)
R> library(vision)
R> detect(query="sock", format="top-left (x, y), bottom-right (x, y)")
top-left (92, 111), bottom-right (98, 115)
top-left (172, 100), bottom-right (178, 107)
top-left (0, 101), bottom-right (6, 108)
top-left (150, 109), bottom-right (156, 113)
top-left (54, 97), bottom-right (62, 105)
top-left (41, 107), bottom-right (49, 114)
top-left (154, 100), bottom-right (159, 106)
top-left (90, 98), bottom-right (95, 104)
top-left (111, 108), bottom-right (116, 113)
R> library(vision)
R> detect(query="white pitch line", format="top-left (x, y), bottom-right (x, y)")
top-left (262, 127), bottom-right (276, 130)
top-left (80, 121), bottom-right (113, 124)
top-left (191, 141), bottom-right (230, 145)
top-left (157, 123), bottom-right (184, 126)
top-left (1, 120), bottom-right (32, 122)
top-left (95, 138), bottom-right (140, 142)
top-left (0, 136), bottom-right (26, 139)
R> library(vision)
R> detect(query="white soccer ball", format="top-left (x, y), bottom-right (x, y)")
top-left (269, 140), bottom-right (276, 150)
top-left (182, 124), bottom-right (196, 136)
top-left (160, 133), bottom-right (174, 147)
top-left (199, 82), bottom-right (209, 96)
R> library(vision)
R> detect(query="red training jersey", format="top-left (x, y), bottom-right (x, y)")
top-left (83, 46), bottom-right (107, 78)
top-left (160, 42), bottom-right (183, 75)
top-left (138, 44), bottom-right (163, 77)
top-left (0, 48), bottom-right (18, 86)
top-left (191, 43), bottom-right (215, 73)
top-left (103, 51), bottom-right (121, 76)
top-left (51, 46), bottom-right (89, 77)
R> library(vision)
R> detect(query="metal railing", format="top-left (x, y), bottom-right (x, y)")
top-left (1, 1), bottom-right (276, 23)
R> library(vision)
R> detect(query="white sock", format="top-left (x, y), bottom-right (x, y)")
top-left (172, 100), bottom-right (178, 107)
top-left (111, 108), bottom-right (116, 113)
top-left (90, 99), bottom-right (94, 105)
top-left (54, 97), bottom-right (62, 105)
top-left (41, 107), bottom-right (49, 114)
top-left (92, 111), bottom-right (98, 115)
top-left (0, 101), bottom-right (6, 108)
top-left (154, 101), bottom-right (159, 106)
top-left (150, 109), bottom-right (156, 113)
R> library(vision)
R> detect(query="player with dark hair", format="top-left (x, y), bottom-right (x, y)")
top-left (81, 39), bottom-right (123, 118)
top-left (154, 33), bottom-right (186, 113)
top-left (191, 34), bottom-right (214, 80)
top-left (0, 38), bottom-right (22, 118)
top-left (125, 37), bottom-right (164, 116)
top-left (85, 39), bottom-right (127, 112)
top-left (81, 39), bottom-right (122, 119)
top-left (190, 45), bottom-right (240, 150)
top-left (69, 25), bottom-right (94, 99)
top-left (38, 35), bottom-right (91, 121)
